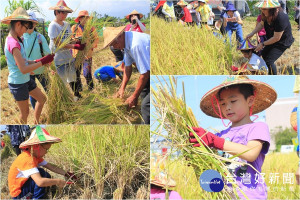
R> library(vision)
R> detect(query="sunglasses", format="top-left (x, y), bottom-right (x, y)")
top-left (22, 23), bottom-right (33, 30)
top-left (58, 11), bottom-right (68, 14)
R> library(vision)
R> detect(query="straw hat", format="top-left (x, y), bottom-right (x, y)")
top-left (19, 126), bottom-right (61, 148)
top-left (225, 3), bottom-right (237, 12)
top-left (238, 39), bottom-right (256, 50)
top-left (49, 0), bottom-right (73, 13)
top-left (255, 0), bottom-right (280, 9)
top-left (102, 26), bottom-right (126, 49)
top-left (74, 10), bottom-right (89, 23)
top-left (177, 0), bottom-right (188, 6)
top-left (200, 76), bottom-right (277, 119)
top-left (150, 153), bottom-right (176, 188)
top-left (1, 7), bottom-right (37, 25)
top-left (126, 9), bottom-right (143, 20)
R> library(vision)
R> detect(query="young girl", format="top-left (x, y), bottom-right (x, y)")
top-left (72, 10), bottom-right (99, 91)
top-left (223, 3), bottom-right (243, 45)
top-left (8, 126), bottom-right (77, 199)
top-left (48, 0), bottom-right (85, 101)
top-left (23, 11), bottom-right (51, 110)
top-left (2, 7), bottom-right (54, 124)
top-left (189, 76), bottom-right (277, 199)
top-left (238, 39), bottom-right (268, 74)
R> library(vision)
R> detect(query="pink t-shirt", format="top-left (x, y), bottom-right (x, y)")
top-left (125, 23), bottom-right (145, 32)
top-left (150, 187), bottom-right (182, 200)
top-left (257, 15), bottom-right (266, 36)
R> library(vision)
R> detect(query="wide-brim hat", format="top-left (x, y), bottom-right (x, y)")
top-left (19, 126), bottom-right (61, 148)
top-left (255, 0), bottom-right (280, 9)
top-left (200, 76), bottom-right (277, 119)
top-left (102, 26), bottom-right (126, 49)
top-left (75, 10), bottom-right (89, 23)
top-left (238, 39), bottom-right (256, 50)
top-left (49, 0), bottom-right (73, 13)
top-left (177, 0), bottom-right (188, 6)
top-left (150, 153), bottom-right (176, 188)
top-left (225, 2), bottom-right (236, 12)
top-left (1, 7), bottom-right (37, 25)
top-left (126, 9), bottom-right (143, 20)
top-left (198, 0), bottom-right (206, 3)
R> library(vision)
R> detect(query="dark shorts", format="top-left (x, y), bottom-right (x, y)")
top-left (8, 78), bottom-right (37, 101)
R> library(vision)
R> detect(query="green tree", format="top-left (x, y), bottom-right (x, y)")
top-left (4, 0), bottom-right (41, 16)
top-left (273, 127), bottom-right (297, 152)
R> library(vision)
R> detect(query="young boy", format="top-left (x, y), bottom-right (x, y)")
top-left (94, 61), bottom-right (124, 83)
top-left (8, 126), bottom-right (77, 199)
top-left (238, 39), bottom-right (268, 74)
top-left (196, 0), bottom-right (212, 29)
top-left (190, 76), bottom-right (277, 199)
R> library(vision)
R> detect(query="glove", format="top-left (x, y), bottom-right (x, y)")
top-left (72, 43), bottom-right (86, 51)
top-left (35, 54), bottom-right (55, 65)
top-left (231, 65), bottom-right (239, 71)
top-left (189, 127), bottom-right (225, 150)
top-left (65, 171), bottom-right (78, 181)
top-left (75, 40), bottom-right (81, 44)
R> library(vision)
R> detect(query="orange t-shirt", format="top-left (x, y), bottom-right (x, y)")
top-left (8, 151), bottom-right (47, 197)
top-left (71, 25), bottom-right (99, 59)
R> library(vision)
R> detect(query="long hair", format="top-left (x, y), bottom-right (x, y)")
top-left (261, 7), bottom-right (283, 23)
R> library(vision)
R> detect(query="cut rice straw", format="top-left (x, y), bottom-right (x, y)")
top-left (151, 76), bottom-right (253, 199)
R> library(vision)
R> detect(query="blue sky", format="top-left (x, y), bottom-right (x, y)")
top-left (0, 0), bottom-right (150, 22)
top-left (151, 75), bottom-right (298, 134)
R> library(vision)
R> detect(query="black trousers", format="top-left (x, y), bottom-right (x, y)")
top-left (140, 79), bottom-right (150, 125)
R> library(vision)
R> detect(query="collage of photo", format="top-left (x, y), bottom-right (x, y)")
top-left (0, 0), bottom-right (299, 199)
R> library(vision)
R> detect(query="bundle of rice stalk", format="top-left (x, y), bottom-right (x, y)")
top-left (45, 64), bottom-right (74, 124)
top-left (151, 76), bottom-right (250, 199)
top-left (74, 14), bottom-right (97, 69)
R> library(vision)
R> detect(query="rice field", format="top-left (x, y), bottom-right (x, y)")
top-left (151, 16), bottom-right (300, 75)
top-left (0, 125), bottom-right (150, 199)
top-left (0, 38), bottom-right (143, 124)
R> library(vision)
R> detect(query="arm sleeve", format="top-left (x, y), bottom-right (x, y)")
top-left (130, 45), bottom-right (149, 74)
top-left (40, 34), bottom-right (51, 55)
top-left (38, 160), bottom-right (48, 167)
top-left (137, 20), bottom-right (146, 32)
top-left (48, 24), bottom-right (59, 40)
top-left (124, 50), bottom-right (134, 67)
top-left (247, 122), bottom-right (270, 154)
top-left (7, 38), bottom-right (21, 54)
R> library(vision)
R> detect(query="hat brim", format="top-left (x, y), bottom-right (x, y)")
top-left (49, 6), bottom-right (73, 13)
top-left (102, 26), bottom-right (126, 50)
top-left (255, 2), bottom-right (281, 9)
top-left (126, 13), bottom-right (144, 20)
top-left (19, 137), bottom-right (61, 148)
top-left (151, 180), bottom-right (176, 188)
top-left (200, 78), bottom-right (277, 119)
top-left (1, 17), bottom-right (37, 25)
top-left (74, 15), bottom-right (90, 23)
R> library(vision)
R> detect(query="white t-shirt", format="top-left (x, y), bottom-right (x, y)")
top-left (249, 53), bottom-right (268, 72)
top-left (124, 31), bottom-right (150, 75)
top-left (48, 21), bottom-right (73, 66)
top-left (223, 11), bottom-right (240, 19)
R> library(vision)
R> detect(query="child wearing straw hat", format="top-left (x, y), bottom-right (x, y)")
top-left (125, 9), bottom-right (146, 32)
top-left (48, 0), bottom-right (85, 100)
top-left (94, 61), bottom-right (124, 83)
top-left (237, 39), bottom-right (268, 74)
top-left (8, 126), bottom-right (77, 199)
top-left (23, 11), bottom-right (51, 110)
top-left (2, 7), bottom-right (55, 124)
top-left (71, 10), bottom-right (99, 91)
top-left (150, 153), bottom-right (182, 200)
top-left (103, 26), bottom-right (150, 124)
top-left (189, 76), bottom-right (277, 199)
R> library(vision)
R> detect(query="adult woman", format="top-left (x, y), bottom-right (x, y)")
top-left (125, 9), bottom-right (146, 32)
top-left (246, 0), bottom-right (294, 75)
top-left (23, 12), bottom-right (51, 109)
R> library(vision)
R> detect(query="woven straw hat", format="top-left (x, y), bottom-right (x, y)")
top-left (200, 76), bottom-right (277, 119)
top-left (102, 26), bottom-right (126, 49)
top-left (1, 7), bottom-right (37, 25)
top-left (19, 126), bottom-right (61, 148)
top-left (150, 153), bottom-right (176, 188)
top-left (255, 0), bottom-right (280, 9)
top-left (177, 0), bottom-right (188, 6)
top-left (238, 39), bottom-right (256, 50)
top-left (49, 0), bottom-right (73, 13)
top-left (74, 10), bottom-right (89, 23)
top-left (126, 9), bottom-right (143, 20)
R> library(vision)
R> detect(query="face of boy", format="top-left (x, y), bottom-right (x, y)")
top-left (219, 87), bottom-right (254, 126)
top-left (57, 11), bottom-right (68, 21)
top-left (34, 143), bottom-right (52, 158)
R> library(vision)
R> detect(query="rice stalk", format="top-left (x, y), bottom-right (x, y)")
top-left (151, 76), bottom-right (250, 199)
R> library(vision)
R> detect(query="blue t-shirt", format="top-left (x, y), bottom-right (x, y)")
top-left (124, 31), bottom-right (150, 75)
top-left (94, 66), bottom-right (116, 81)
top-left (23, 31), bottom-right (51, 75)
top-left (5, 36), bottom-right (30, 84)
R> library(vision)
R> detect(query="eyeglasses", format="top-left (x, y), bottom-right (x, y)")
top-left (22, 24), bottom-right (30, 30)
top-left (58, 11), bottom-right (68, 15)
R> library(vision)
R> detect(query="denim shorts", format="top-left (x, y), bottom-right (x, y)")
top-left (8, 78), bottom-right (37, 101)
